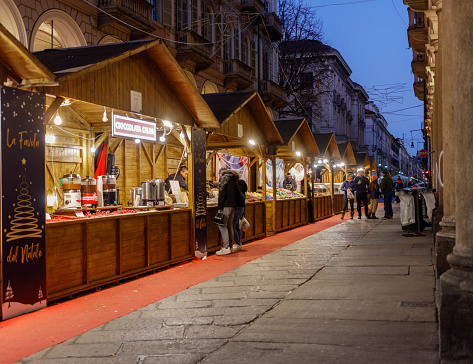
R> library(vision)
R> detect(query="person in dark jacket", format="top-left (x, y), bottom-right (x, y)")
top-left (380, 169), bottom-right (394, 219)
top-left (354, 170), bottom-right (370, 219)
top-left (216, 168), bottom-right (238, 255)
top-left (368, 175), bottom-right (380, 219)
top-left (164, 165), bottom-right (188, 193)
top-left (283, 173), bottom-right (297, 191)
top-left (394, 176), bottom-right (403, 203)
top-left (340, 173), bottom-right (356, 219)
top-left (232, 173), bottom-right (248, 251)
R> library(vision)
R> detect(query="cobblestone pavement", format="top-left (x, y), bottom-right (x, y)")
top-left (17, 207), bottom-right (438, 364)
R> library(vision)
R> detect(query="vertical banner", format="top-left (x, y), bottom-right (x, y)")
top-left (1, 87), bottom-right (46, 320)
top-left (192, 129), bottom-right (207, 259)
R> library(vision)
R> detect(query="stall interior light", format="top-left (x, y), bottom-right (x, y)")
top-left (90, 146), bottom-right (96, 153)
top-left (318, 159), bottom-right (322, 164)
top-left (296, 151), bottom-right (301, 157)
top-left (323, 159), bottom-right (328, 163)
top-left (162, 120), bottom-right (173, 128)
top-left (340, 162), bottom-right (344, 166)
top-left (102, 107), bottom-right (108, 122)
top-left (159, 135), bottom-right (166, 142)
top-left (54, 114), bottom-right (62, 125)
top-left (249, 139), bottom-right (256, 145)
top-left (314, 164), bottom-right (318, 167)
top-left (180, 132), bottom-right (185, 139)
top-left (135, 139), bottom-right (140, 144)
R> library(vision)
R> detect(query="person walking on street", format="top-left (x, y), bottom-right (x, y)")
top-left (380, 169), bottom-right (394, 219)
top-left (340, 173), bottom-right (356, 219)
top-left (232, 172), bottom-right (247, 252)
top-left (216, 168), bottom-right (238, 255)
top-left (354, 170), bottom-right (370, 219)
top-left (368, 175), bottom-right (380, 219)
top-left (283, 172), bottom-right (297, 191)
top-left (394, 176), bottom-right (403, 203)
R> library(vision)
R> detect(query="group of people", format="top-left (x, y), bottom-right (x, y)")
top-left (340, 169), bottom-right (395, 220)
top-left (215, 168), bottom-right (248, 256)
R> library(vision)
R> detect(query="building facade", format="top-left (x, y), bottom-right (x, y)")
top-left (0, 0), bottom-right (286, 114)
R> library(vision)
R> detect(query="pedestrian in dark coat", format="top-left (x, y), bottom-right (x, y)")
top-left (216, 168), bottom-right (238, 255)
top-left (354, 170), bottom-right (370, 219)
top-left (380, 169), bottom-right (394, 219)
top-left (368, 175), bottom-right (380, 219)
top-left (232, 174), bottom-right (247, 251)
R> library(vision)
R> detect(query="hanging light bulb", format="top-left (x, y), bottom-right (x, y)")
top-left (249, 139), bottom-right (256, 145)
top-left (90, 146), bottom-right (96, 153)
top-left (135, 139), bottom-right (140, 144)
top-left (102, 107), bottom-right (108, 122)
top-left (296, 151), bottom-right (301, 157)
top-left (323, 159), bottom-right (328, 163)
top-left (318, 159), bottom-right (322, 164)
top-left (54, 114), bottom-right (62, 125)
top-left (159, 134), bottom-right (166, 142)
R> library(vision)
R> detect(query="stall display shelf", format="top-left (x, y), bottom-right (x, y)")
top-left (45, 208), bottom-right (194, 301)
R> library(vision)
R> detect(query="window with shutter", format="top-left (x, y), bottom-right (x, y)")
top-left (192, 0), bottom-right (198, 32)
top-left (163, 0), bottom-right (172, 26)
top-left (242, 38), bottom-right (248, 64)
top-left (177, 0), bottom-right (188, 31)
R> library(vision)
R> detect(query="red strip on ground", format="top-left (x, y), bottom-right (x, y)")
top-left (1, 215), bottom-right (347, 363)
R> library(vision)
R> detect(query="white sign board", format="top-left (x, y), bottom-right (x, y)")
top-left (112, 114), bottom-right (156, 141)
top-left (130, 90), bottom-right (142, 113)
top-left (238, 124), bottom-right (243, 138)
top-left (170, 180), bottom-right (182, 203)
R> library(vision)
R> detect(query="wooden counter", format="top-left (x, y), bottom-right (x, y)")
top-left (313, 195), bottom-right (332, 220)
top-left (206, 201), bottom-right (266, 253)
top-left (46, 208), bottom-right (193, 300)
top-left (266, 197), bottom-right (308, 234)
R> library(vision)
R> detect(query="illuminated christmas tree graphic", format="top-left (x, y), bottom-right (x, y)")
top-left (5, 280), bottom-right (14, 308)
top-left (38, 286), bottom-right (43, 304)
top-left (6, 165), bottom-right (43, 242)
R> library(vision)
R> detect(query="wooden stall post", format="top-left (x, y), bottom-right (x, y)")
top-left (271, 155), bottom-right (277, 235)
top-left (330, 160), bottom-right (335, 216)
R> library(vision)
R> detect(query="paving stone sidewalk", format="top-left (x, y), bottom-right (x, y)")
top-left (18, 207), bottom-right (438, 364)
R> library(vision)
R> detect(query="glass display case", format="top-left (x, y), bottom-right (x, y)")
top-left (314, 183), bottom-right (330, 196)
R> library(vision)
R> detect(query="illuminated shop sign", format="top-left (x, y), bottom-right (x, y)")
top-left (112, 114), bottom-right (156, 142)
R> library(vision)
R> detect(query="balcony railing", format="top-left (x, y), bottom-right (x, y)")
top-left (223, 59), bottom-right (253, 90)
top-left (97, 0), bottom-right (153, 36)
top-left (259, 79), bottom-right (287, 108)
top-left (264, 13), bottom-right (283, 42)
top-left (240, 0), bottom-right (265, 17)
top-left (175, 30), bottom-right (213, 72)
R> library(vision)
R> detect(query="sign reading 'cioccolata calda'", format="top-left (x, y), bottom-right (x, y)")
top-left (112, 114), bottom-right (156, 141)
top-left (1, 86), bottom-right (46, 320)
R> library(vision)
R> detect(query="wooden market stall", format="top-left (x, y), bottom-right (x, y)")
top-left (334, 142), bottom-right (357, 213)
top-left (21, 39), bottom-right (220, 301)
top-left (354, 152), bottom-right (372, 175)
top-left (313, 133), bottom-right (341, 220)
top-left (271, 118), bottom-right (320, 233)
top-left (369, 155), bottom-right (378, 177)
top-left (202, 91), bottom-right (283, 252)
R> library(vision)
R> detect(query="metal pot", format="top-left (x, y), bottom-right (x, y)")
top-left (81, 176), bottom-right (97, 208)
top-left (62, 172), bottom-right (81, 191)
top-left (62, 173), bottom-right (81, 208)
top-left (141, 180), bottom-right (156, 205)
top-left (102, 175), bottom-right (116, 192)
top-left (154, 179), bottom-right (165, 202)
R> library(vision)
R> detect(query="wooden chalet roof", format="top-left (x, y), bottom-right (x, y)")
top-left (313, 133), bottom-right (341, 160)
top-left (203, 91), bottom-right (283, 145)
top-left (33, 39), bottom-right (219, 129)
top-left (273, 118), bottom-right (320, 157)
top-left (337, 142), bottom-right (356, 166)
top-left (0, 23), bottom-right (55, 84)
top-left (354, 152), bottom-right (371, 169)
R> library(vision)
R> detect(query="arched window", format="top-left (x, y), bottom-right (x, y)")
top-left (202, 81), bottom-right (218, 94)
top-left (30, 10), bottom-right (87, 51)
top-left (0, 0), bottom-right (27, 46)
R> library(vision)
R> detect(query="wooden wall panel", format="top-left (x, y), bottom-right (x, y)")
top-left (149, 213), bottom-right (170, 263)
top-left (87, 220), bottom-right (118, 282)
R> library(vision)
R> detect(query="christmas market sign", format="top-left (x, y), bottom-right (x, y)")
top-left (112, 114), bottom-right (156, 141)
top-left (1, 87), bottom-right (46, 320)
